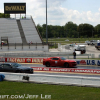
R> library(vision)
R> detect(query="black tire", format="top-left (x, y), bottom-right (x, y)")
top-left (16, 70), bottom-right (21, 73)
top-left (64, 63), bottom-right (69, 68)
top-left (45, 62), bottom-right (50, 67)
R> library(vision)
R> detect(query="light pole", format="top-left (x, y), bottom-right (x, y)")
top-left (92, 30), bottom-right (93, 38)
top-left (46, 0), bottom-right (48, 44)
top-left (78, 32), bottom-right (79, 38)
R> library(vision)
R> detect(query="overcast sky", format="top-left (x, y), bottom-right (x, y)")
top-left (0, 0), bottom-right (100, 26)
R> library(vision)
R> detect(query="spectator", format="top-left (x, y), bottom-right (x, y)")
top-left (73, 51), bottom-right (76, 59)
top-left (22, 16), bottom-right (24, 19)
top-left (31, 41), bottom-right (33, 44)
top-left (1, 42), bottom-right (3, 46)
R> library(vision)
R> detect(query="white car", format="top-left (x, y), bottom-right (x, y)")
top-left (86, 40), bottom-right (100, 45)
top-left (85, 40), bottom-right (90, 44)
top-left (65, 39), bottom-right (69, 41)
top-left (68, 44), bottom-right (86, 54)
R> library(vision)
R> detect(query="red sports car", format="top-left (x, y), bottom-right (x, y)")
top-left (43, 57), bottom-right (77, 68)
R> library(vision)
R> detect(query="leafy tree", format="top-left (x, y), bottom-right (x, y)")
top-left (78, 23), bottom-right (94, 38)
top-left (36, 21), bottom-right (100, 38)
top-left (0, 13), bottom-right (10, 18)
top-left (95, 24), bottom-right (100, 37)
top-left (64, 21), bottom-right (77, 38)
top-left (37, 24), bottom-right (43, 37)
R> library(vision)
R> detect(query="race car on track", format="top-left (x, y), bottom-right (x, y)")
top-left (0, 63), bottom-right (33, 74)
top-left (43, 57), bottom-right (77, 68)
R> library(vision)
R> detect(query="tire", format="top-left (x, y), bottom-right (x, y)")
top-left (16, 70), bottom-right (21, 73)
top-left (64, 63), bottom-right (69, 68)
top-left (45, 62), bottom-right (50, 67)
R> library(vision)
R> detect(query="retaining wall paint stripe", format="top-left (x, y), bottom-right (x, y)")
top-left (31, 67), bottom-right (100, 74)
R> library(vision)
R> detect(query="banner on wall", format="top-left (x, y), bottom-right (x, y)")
top-left (6, 57), bottom-right (43, 63)
top-left (76, 59), bottom-right (100, 66)
top-left (0, 57), bottom-right (100, 66)
top-left (32, 67), bottom-right (100, 74)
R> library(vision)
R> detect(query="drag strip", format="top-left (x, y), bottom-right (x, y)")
top-left (21, 63), bottom-right (100, 69)
top-left (20, 63), bottom-right (100, 77)
top-left (1, 63), bottom-right (100, 87)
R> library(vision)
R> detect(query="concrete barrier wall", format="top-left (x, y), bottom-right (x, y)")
top-left (0, 57), bottom-right (99, 66)
top-left (1, 72), bottom-right (100, 87)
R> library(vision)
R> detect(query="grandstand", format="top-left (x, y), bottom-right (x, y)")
top-left (0, 16), bottom-right (48, 52)
top-left (0, 18), bottom-right (22, 44)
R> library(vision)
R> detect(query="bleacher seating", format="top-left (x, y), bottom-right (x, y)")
top-left (0, 18), bottom-right (42, 44)
top-left (0, 18), bottom-right (22, 43)
top-left (20, 19), bottom-right (42, 43)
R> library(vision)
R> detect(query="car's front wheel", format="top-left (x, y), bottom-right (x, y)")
top-left (45, 62), bottom-right (50, 67)
top-left (64, 63), bottom-right (69, 68)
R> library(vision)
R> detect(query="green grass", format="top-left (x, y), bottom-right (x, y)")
top-left (43, 38), bottom-right (100, 45)
top-left (1, 81), bottom-right (100, 100)
top-left (45, 37), bottom-right (100, 49)
top-left (43, 37), bottom-right (100, 41)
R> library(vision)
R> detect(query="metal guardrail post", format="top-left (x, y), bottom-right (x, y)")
top-left (88, 54), bottom-right (89, 59)
top-left (99, 55), bottom-right (100, 58)
top-left (29, 43), bottom-right (30, 49)
top-left (42, 45), bottom-right (44, 51)
top-left (1, 43), bottom-right (2, 49)
top-left (36, 43), bottom-right (37, 50)
top-left (68, 55), bottom-right (69, 59)
top-left (5, 53), bottom-right (6, 57)
top-left (8, 43), bottom-right (9, 49)
top-left (22, 43), bottom-right (23, 49)
top-left (15, 43), bottom-right (16, 49)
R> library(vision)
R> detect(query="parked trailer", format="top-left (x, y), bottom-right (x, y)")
top-left (95, 43), bottom-right (100, 50)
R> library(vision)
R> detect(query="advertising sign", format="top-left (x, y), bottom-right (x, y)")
top-left (32, 67), bottom-right (100, 74)
top-left (4, 3), bottom-right (26, 14)
top-left (0, 57), bottom-right (100, 66)
top-left (6, 57), bottom-right (43, 63)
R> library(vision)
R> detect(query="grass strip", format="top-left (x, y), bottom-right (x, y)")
top-left (0, 81), bottom-right (100, 100)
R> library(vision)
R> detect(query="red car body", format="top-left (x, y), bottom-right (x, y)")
top-left (43, 57), bottom-right (77, 68)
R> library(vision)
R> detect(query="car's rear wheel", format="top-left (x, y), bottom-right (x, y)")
top-left (64, 63), bottom-right (69, 68)
top-left (45, 62), bottom-right (50, 67)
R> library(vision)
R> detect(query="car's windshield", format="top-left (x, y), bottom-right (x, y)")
top-left (60, 57), bottom-right (66, 60)
top-left (12, 63), bottom-right (22, 67)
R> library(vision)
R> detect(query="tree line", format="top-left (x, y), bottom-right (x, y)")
top-left (0, 13), bottom-right (10, 18)
top-left (0, 13), bottom-right (99, 38)
top-left (37, 21), bottom-right (100, 38)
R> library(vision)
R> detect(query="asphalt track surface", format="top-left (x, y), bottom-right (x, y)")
top-left (21, 63), bottom-right (100, 78)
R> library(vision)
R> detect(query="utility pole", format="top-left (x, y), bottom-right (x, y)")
top-left (46, 0), bottom-right (48, 44)
top-left (78, 32), bottom-right (79, 39)
top-left (92, 30), bottom-right (93, 38)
